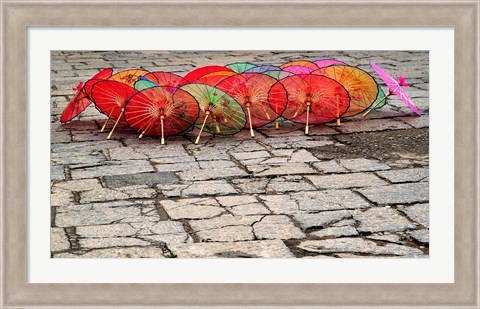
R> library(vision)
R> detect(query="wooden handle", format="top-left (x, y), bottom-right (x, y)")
top-left (100, 118), bottom-right (110, 132)
top-left (160, 115), bottom-right (165, 145)
top-left (336, 118), bottom-right (341, 126)
top-left (305, 103), bottom-right (310, 135)
top-left (107, 108), bottom-right (124, 140)
top-left (275, 118), bottom-right (279, 129)
top-left (246, 105), bottom-right (254, 138)
top-left (363, 94), bottom-right (389, 117)
top-left (195, 111), bottom-right (210, 144)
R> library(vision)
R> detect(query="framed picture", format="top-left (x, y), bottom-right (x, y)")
top-left (2, 1), bottom-right (478, 307)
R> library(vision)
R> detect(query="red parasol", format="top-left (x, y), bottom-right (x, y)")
top-left (91, 80), bottom-right (138, 139)
top-left (183, 65), bottom-right (233, 82)
top-left (143, 71), bottom-right (188, 88)
top-left (279, 74), bottom-right (350, 134)
top-left (217, 73), bottom-right (288, 137)
top-left (364, 61), bottom-right (421, 116)
top-left (124, 86), bottom-right (199, 144)
top-left (60, 68), bottom-right (113, 123)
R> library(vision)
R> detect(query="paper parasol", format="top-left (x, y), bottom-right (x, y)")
top-left (60, 68), bottom-right (113, 123)
top-left (364, 61), bottom-right (421, 116)
top-left (217, 72), bottom-right (287, 137)
top-left (91, 80), bottom-right (138, 139)
top-left (124, 86), bottom-right (199, 144)
top-left (180, 83), bottom-right (246, 144)
top-left (280, 74), bottom-right (350, 134)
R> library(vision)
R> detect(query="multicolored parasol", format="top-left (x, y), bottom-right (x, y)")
top-left (279, 74), bottom-right (350, 134)
top-left (363, 61), bottom-right (421, 116)
top-left (179, 83), bottom-right (246, 144)
top-left (216, 73), bottom-right (288, 137)
top-left (60, 68), bottom-right (113, 123)
top-left (195, 70), bottom-right (237, 86)
top-left (226, 62), bottom-right (257, 73)
top-left (124, 86), bottom-right (199, 144)
top-left (280, 60), bottom-right (318, 70)
top-left (313, 65), bottom-right (379, 123)
top-left (109, 69), bottom-right (149, 87)
top-left (91, 80), bottom-right (138, 139)
top-left (313, 59), bottom-right (347, 68)
top-left (245, 65), bottom-right (282, 79)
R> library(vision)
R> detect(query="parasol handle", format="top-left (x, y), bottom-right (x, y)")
top-left (160, 115), bottom-right (165, 145)
top-left (107, 108), bottom-right (124, 140)
top-left (215, 121), bottom-right (221, 134)
top-left (363, 94), bottom-right (389, 117)
top-left (100, 118), bottom-right (110, 132)
top-left (275, 118), bottom-right (279, 129)
top-left (195, 111), bottom-right (210, 144)
top-left (335, 94), bottom-right (341, 127)
top-left (305, 102), bottom-right (311, 135)
top-left (246, 104), bottom-right (254, 138)
top-left (336, 118), bottom-right (341, 126)
top-left (138, 132), bottom-right (144, 139)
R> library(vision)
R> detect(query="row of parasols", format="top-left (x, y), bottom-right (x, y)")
top-left (60, 59), bottom-right (421, 144)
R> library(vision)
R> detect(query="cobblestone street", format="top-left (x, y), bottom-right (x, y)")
top-left (51, 50), bottom-right (429, 258)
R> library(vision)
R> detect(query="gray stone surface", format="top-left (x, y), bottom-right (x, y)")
top-left (104, 172), bottom-right (179, 188)
top-left (169, 240), bottom-right (295, 258)
top-left (253, 215), bottom-right (305, 240)
top-left (353, 207), bottom-right (417, 233)
top-left (51, 50), bottom-right (429, 258)
top-left (399, 203), bottom-right (429, 228)
top-left (358, 183), bottom-right (429, 205)
top-left (161, 198), bottom-right (225, 220)
top-left (376, 168), bottom-right (429, 183)
top-left (306, 173), bottom-right (387, 189)
top-left (340, 159), bottom-right (391, 172)
top-left (298, 238), bottom-right (425, 257)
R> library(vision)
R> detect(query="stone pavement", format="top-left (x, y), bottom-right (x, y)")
top-left (51, 51), bottom-right (429, 258)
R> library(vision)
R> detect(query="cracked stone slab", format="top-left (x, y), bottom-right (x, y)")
top-left (288, 149), bottom-right (319, 163)
top-left (79, 186), bottom-right (157, 203)
top-left (298, 238), bottom-right (425, 257)
top-left (262, 136), bottom-right (334, 149)
top-left (312, 160), bottom-right (349, 174)
top-left (109, 147), bottom-right (148, 160)
top-left (177, 166), bottom-right (248, 181)
top-left (104, 172), bottom-right (178, 188)
top-left (79, 237), bottom-right (150, 249)
top-left (154, 161), bottom-right (200, 172)
top-left (376, 168), bottom-right (429, 183)
top-left (398, 203), bottom-right (429, 228)
top-left (258, 194), bottom-right (300, 214)
top-left (294, 210), bottom-right (352, 229)
top-left (50, 165), bottom-right (66, 181)
top-left (231, 150), bottom-right (270, 161)
top-left (231, 178), bottom-right (268, 194)
top-left (51, 188), bottom-right (74, 207)
top-left (358, 183), bottom-right (429, 205)
top-left (310, 226), bottom-right (358, 238)
top-left (247, 163), bottom-right (316, 177)
top-left (54, 246), bottom-right (167, 258)
top-left (196, 225), bottom-right (255, 242)
top-left (253, 215), bottom-right (305, 240)
top-left (51, 152), bottom-right (106, 166)
top-left (266, 175), bottom-right (316, 193)
top-left (169, 240), bottom-right (295, 258)
top-left (70, 160), bottom-right (155, 179)
top-left (161, 197), bottom-right (225, 219)
top-left (51, 228), bottom-right (70, 252)
top-left (292, 190), bottom-right (370, 212)
top-left (53, 179), bottom-right (102, 192)
top-left (353, 207), bottom-right (417, 233)
top-left (367, 233), bottom-right (402, 243)
top-left (306, 173), bottom-right (387, 190)
top-left (182, 180), bottom-right (238, 197)
top-left (409, 229), bottom-right (429, 244)
top-left (55, 200), bottom-right (159, 227)
top-left (397, 114), bottom-right (429, 129)
top-left (335, 118), bottom-right (411, 133)
top-left (340, 159), bottom-right (391, 172)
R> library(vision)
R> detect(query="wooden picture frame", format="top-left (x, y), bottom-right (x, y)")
top-left (2, 1), bottom-right (478, 307)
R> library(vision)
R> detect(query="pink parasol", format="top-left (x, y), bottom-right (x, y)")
top-left (364, 61), bottom-right (421, 116)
